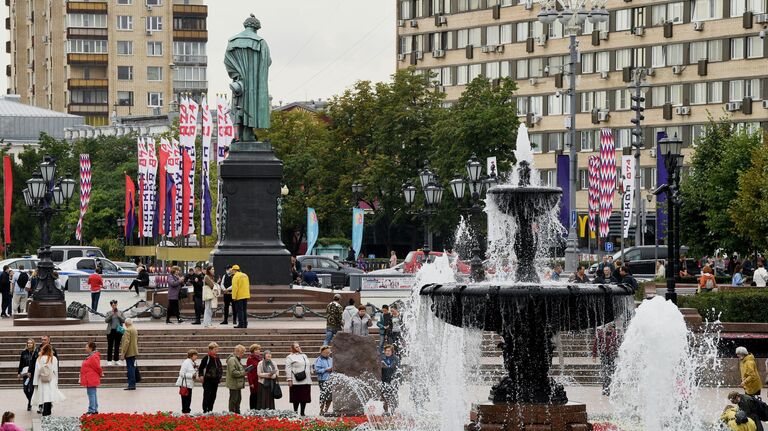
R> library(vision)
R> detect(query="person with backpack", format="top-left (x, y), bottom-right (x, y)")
top-left (198, 342), bottom-right (223, 413)
top-left (11, 266), bottom-right (29, 315)
top-left (698, 265), bottom-right (717, 293)
top-left (32, 344), bottom-right (64, 416)
top-left (30, 335), bottom-right (58, 414)
top-left (79, 341), bottom-right (103, 415)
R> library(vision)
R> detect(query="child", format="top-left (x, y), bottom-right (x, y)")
top-left (0, 412), bottom-right (25, 431)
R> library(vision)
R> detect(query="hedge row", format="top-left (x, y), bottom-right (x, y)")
top-left (676, 288), bottom-right (768, 322)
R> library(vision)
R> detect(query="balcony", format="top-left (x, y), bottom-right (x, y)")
top-left (66, 1), bottom-right (107, 13)
top-left (68, 78), bottom-right (108, 89)
top-left (172, 54), bottom-right (207, 65)
top-left (67, 53), bottom-right (108, 64)
top-left (173, 4), bottom-right (207, 16)
top-left (68, 103), bottom-right (109, 115)
top-left (173, 29), bottom-right (207, 41)
top-left (67, 28), bottom-right (108, 39)
top-left (173, 80), bottom-right (208, 90)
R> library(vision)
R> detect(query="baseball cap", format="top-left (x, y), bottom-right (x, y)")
top-left (333, 293), bottom-right (341, 300)
top-left (232, 264), bottom-right (240, 271)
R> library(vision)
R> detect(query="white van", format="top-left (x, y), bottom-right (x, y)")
top-left (50, 246), bottom-right (105, 264)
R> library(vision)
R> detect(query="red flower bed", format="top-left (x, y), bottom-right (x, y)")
top-left (592, 423), bottom-right (624, 431)
top-left (80, 413), bottom-right (368, 431)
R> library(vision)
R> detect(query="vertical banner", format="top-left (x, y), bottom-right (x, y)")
top-left (75, 154), bottom-right (91, 242)
top-left (185, 97), bottom-right (199, 235)
top-left (181, 151), bottom-right (192, 237)
top-left (599, 128), bottom-right (616, 238)
top-left (200, 95), bottom-right (213, 236)
top-left (136, 137), bottom-right (147, 238)
top-left (171, 138), bottom-right (183, 237)
top-left (587, 156), bottom-right (600, 237)
top-left (656, 131), bottom-right (668, 242)
top-left (158, 139), bottom-right (170, 236)
top-left (216, 95), bottom-right (234, 163)
top-left (3, 156), bottom-right (12, 246)
top-left (144, 139), bottom-right (158, 238)
top-left (352, 208), bottom-right (364, 258)
top-left (621, 155), bottom-right (636, 239)
top-left (486, 156), bottom-right (498, 177)
top-left (556, 154), bottom-right (570, 232)
top-left (124, 174), bottom-right (136, 241)
top-left (306, 208), bottom-right (319, 255)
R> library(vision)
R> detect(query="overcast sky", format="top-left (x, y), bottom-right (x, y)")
top-left (0, 0), bottom-right (396, 107)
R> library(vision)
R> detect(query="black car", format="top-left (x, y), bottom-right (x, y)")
top-left (296, 255), bottom-right (363, 288)
top-left (589, 246), bottom-right (697, 277)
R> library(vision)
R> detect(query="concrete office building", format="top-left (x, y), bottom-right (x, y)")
top-left (0, 94), bottom-right (84, 155)
top-left (396, 0), bottom-right (768, 244)
top-left (5, 0), bottom-right (207, 126)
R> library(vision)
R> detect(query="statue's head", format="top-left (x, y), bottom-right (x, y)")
top-left (244, 14), bottom-right (261, 30)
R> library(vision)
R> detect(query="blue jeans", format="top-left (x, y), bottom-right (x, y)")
top-left (324, 328), bottom-right (338, 347)
top-left (126, 356), bottom-right (136, 388)
top-left (86, 387), bottom-right (98, 413)
top-left (90, 292), bottom-right (100, 312)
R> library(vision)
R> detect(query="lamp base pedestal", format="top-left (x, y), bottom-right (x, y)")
top-left (13, 300), bottom-right (81, 326)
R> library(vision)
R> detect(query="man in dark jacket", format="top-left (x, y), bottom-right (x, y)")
top-left (220, 265), bottom-right (236, 325)
top-left (619, 266), bottom-right (639, 291)
top-left (594, 266), bottom-right (616, 284)
top-left (612, 260), bottom-right (626, 283)
top-left (187, 265), bottom-right (205, 325)
top-left (0, 265), bottom-right (12, 317)
top-left (729, 392), bottom-right (767, 431)
top-left (199, 342), bottom-right (224, 413)
top-left (324, 294), bottom-right (343, 346)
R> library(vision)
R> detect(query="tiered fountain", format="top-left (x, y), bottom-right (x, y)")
top-left (420, 127), bottom-right (636, 430)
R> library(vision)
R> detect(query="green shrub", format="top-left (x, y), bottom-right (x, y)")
top-left (316, 237), bottom-right (351, 247)
top-left (677, 288), bottom-right (768, 322)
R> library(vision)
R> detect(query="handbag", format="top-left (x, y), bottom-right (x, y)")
top-left (179, 287), bottom-right (189, 300)
top-left (179, 376), bottom-right (190, 396)
top-left (271, 379), bottom-right (283, 399)
top-left (116, 324), bottom-right (126, 334)
top-left (135, 361), bottom-right (142, 383)
top-left (292, 355), bottom-right (307, 381)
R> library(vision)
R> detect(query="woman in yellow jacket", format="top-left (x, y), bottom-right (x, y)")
top-left (737, 346), bottom-right (763, 397)
top-left (722, 405), bottom-right (758, 431)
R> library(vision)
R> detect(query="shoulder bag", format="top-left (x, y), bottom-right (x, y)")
top-left (271, 378), bottom-right (283, 399)
top-left (292, 355), bottom-right (307, 381)
top-left (179, 375), bottom-right (190, 396)
top-left (135, 360), bottom-right (142, 383)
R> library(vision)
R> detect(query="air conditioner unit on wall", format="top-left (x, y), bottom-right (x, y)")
top-left (597, 110), bottom-right (609, 121)
top-left (415, 51), bottom-right (423, 60)
top-left (397, 19), bottom-right (405, 27)
top-left (410, 19), bottom-right (418, 28)
top-left (599, 71), bottom-right (609, 79)
top-left (762, 100), bottom-right (768, 109)
top-left (438, 15), bottom-right (448, 25)
top-left (632, 26), bottom-right (645, 36)
top-left (496, 45), bottom-right (505, 53)
top-left (725, 101), bottom-right (742, 111)
top-left (432, 49), bottom-right (445, 58)
top-left (692, 21), bottom-right (704, 30)
top-left (675, 106), bottom-right (691, 115)
top-left (536, 36), bottom-right (547, 46)
top-left (397, 53), bottom-right (405, 61)
top-left (599, 30), bottom-right (609, 40)
top-left (529, 78), bottom-right (538, 86)
top-left (671, 65), bottom-right (683, 74)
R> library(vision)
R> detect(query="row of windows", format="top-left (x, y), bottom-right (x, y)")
top-left (117, 15), bottom-right (163, 31)
top-left (116, 91), bottom-right (164, 108)
top-left (173, 41), bottom-right (207, 56)
top-left (66, 13), bottom-right (107, 28)
top-left (400, 0), bottom-right (766, 21)
top-left (117, 0), bottom-right (162, 5)
top-left (512, 79), bottom-right (763, 116)
top-left (67, 39), bottom-right (107, 54)
top-left (172, 66), bottom-right (206, 81)
top-left (116, 65), bottom-right (163, 81)
top-left (116, 41), bottom-right (163, 56)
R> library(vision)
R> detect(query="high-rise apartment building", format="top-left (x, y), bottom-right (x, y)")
top-left (5, 0), bottom-right (207, 125)
top-left (396, 0), bottom-right (768, 242)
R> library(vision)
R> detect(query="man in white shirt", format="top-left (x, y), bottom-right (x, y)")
top-left (752, 260), bottom-right (768, 287)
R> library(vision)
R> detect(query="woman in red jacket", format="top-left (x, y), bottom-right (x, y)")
top-left (79, 341), bottom-right (103, 415)
top-left (245, 344), bottom-right (262, 410)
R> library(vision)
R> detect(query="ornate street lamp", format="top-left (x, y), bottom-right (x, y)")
top-left (537, 0), bottom-right (610, 274)
top-left (402, 182), bottom-right (417, 206)
top-left (655, 133), bottom-right (684, 304)
top-left (23, 156), bottom-right (75, 305)
top-left (449, 175), bottom-right (466, 201)
top-left (351, 183), bottom-right (364, 207)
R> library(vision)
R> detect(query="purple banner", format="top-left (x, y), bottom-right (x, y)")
top-left (656, 131), bottom-right (668, 242)
top-left (557, 154), bottom-right (570, 234)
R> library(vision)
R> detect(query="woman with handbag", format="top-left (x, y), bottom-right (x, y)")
top-left (245, 344), bottom-right (262, 410)
top-left (176, 349), bottom-right (198, 414)
top-left (166, 266), bottom-right (184, 324)
top-left (32, 344), bottom-right (65, 416)
top-left (256, 350), bottom-right (279, 410)
top-left (198, 342), bottom-right (223, 413)
top-left (285, 342), bottom-right (312, 416)
top-left (202, 266), bottom-right (219, 328)
top-left (104, 300), bottom-right (125, 366)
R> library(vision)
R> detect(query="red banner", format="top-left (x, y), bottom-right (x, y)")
top-left (3, 156), bottom-right (11, 245)
top-left (181, 150), bottom-right (192, 237)
top-left (158, 140), bottom-right (169, 236)
top-left (124, 174), bottom-right (136, 239)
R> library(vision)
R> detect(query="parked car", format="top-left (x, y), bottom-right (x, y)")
top-left (0, 257), bottom-right (38, 273)
top-left (588, 246), bottom-right (697, 277)
top-left (50, 246), bottom-right (105, 264)
top-left (57, 257), bottom-right (137, 290)
top-left (296, 255), bottom-right (364, 288)
top-left (368, 262), bottom-right (405, 275)
top-left (402, 250), bottom-right (471, 275)
top-left (114, 261), bottom-right (138, 272)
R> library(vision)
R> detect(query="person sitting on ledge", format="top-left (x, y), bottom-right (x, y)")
top-left (570, 265), bottom-right (590, 284)
top-left (302, 265), bottom-right (319, 287)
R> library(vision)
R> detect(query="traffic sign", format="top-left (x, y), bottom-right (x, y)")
top-left (605, 242), bottom-right (614, 252)
top-left (571, 211), bottom-right (577, 228)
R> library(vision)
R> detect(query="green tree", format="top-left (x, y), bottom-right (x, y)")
top-left (729, 136), bottom-right (768, 252)
top-left (679, 120), bottom-right (763, 255)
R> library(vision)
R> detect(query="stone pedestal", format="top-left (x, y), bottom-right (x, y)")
top-left (466, 402), bottom-right (589, 431)
top-left (211, 141), bottom-right (291, 285)
top-left (13, 300), bottom-right (81, 326)
top-left (330, 332), bottom-right (381, 416)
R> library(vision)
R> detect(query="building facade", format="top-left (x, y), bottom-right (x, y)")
top-left (395, 0), bottom-right (768, 244)
top-left (5, 0), bottom-right (207, 126)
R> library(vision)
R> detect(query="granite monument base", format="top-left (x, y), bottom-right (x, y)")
top-left (330, 331), bottom-right (381, 416)
top-left (13, 300), bottom-right (82, 326)
top-left (466, 402), bottom-right (590, 431)
top-left (211, 250), bottom-right (291, 286)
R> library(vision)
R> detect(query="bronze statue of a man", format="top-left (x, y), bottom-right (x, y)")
top-left (224, 14), bottom-right (272, 142)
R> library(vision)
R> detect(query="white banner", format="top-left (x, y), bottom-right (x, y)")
top-left (144, 138), bottom-right (158, 237)
top-left (200, 95), bottom-right (213, 236)
top-left (360, 275), bottom-right (416, 290)
top-left (621, 155), bottom-right (635, 239)
top-left (216, 95), bottom-right (234, 163)
top-left (171, 138), bottom-right (183, 237)
top-left (183, 97), bottom-right (199, 235)
top-left (137, 137), bottom-right (150, 237)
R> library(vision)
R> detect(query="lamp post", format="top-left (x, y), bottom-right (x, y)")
top-left (351, 183), bottom-right (364, 208)
top-left (23, 155), bottom-right (76, 302)
top-left (537, 0), bottom-right (609, 274)
top-left (117, 217), bottom-right (126, 244)
top-left (658, 134), bottom-right (683, 304)
top-left (629, 68), bottom-right (650, 247)
top-left (403, 162), bottom-right (444, 255)
top-left (449, 154), bottom-right (499, 281)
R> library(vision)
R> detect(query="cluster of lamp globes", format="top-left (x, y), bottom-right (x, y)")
top-left (536, 1), bottom-right (610, 26)
top-left (402, 155), bottom-right (499, 207)
top-left (22, 157), bottom-right (77, 209)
